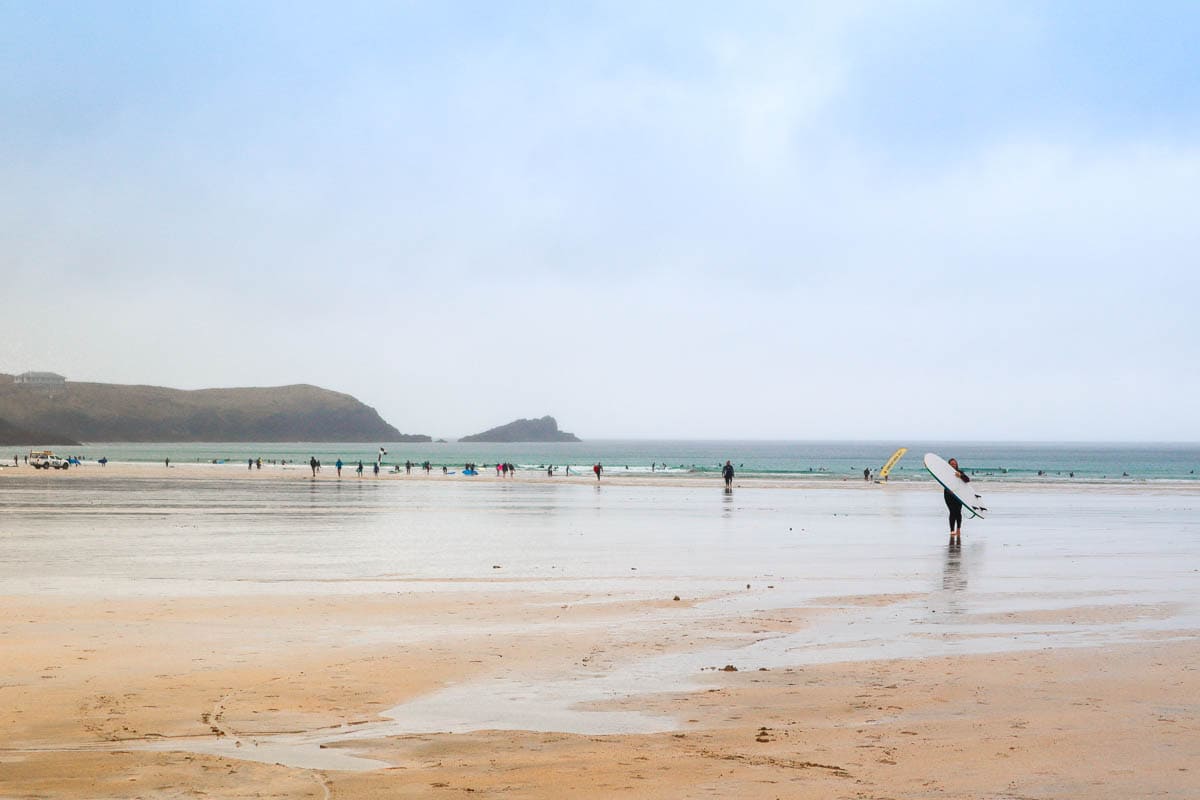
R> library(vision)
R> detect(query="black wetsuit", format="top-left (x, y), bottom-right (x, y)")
top-left (944, 470), bottom-right (970, 532)
top-left (722, 463), bottom-right (734, 487)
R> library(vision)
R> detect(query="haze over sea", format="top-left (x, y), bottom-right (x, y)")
top-left (30, 440), bottom-right (1200, 483)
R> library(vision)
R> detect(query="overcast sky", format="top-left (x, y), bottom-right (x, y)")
top-left (2, 1), bottom-right (1198, 440)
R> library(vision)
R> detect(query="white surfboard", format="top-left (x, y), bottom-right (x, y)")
top-left (923, 453), bottom-right (986, 519)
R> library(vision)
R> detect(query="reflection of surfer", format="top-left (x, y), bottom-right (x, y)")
top-left (940, 537), bottom-right (966, 616)
top-left (944, 458), bottom-right (970, 539)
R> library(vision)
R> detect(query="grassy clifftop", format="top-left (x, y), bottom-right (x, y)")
top-left (0, 376), bottom-right (428, 444)
top-left (0, 416), bottom-right (80, 447)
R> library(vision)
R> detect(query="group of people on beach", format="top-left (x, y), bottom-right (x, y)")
top-left (12, 444), bottom-right (977, 537)
top-left (11, 453), bottom-right (94, 466)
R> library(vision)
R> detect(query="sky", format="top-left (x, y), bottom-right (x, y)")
top-left (2, 1), bottom-right (1198, 440)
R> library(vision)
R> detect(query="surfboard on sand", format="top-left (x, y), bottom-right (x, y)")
top-left (923, 453), bottom-right (987, 519)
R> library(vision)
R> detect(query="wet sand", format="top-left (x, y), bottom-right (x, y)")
top-left (1, 467), bottom-right (1198, 797)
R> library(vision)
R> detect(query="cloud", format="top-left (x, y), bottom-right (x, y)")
top-left (1, 3), bottom-right (1197, 439)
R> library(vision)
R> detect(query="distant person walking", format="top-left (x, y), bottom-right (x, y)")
top-left (593, 462), bottom-right (602, 481)
top-left (336, 458), bottom-right (343, 477)
top-left (722, 460), bottom-right (734, 488)
top-left (944, 458), bottom-right (970, 539)
top-left (310, 456), bottom-right (318, 477)
top-left (165, 458), bottom-right (170, 468)
top-left (373, 462), bottom-right (379, 477)
top-left (356, 460), bottom-right (364, 477)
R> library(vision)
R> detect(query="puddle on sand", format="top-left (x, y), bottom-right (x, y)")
top-left (141, 733), bottom-right (388, 771)
top-left (128, 721), bottom-right (394, 772)
top-left (122, 680), bottom-right (677, 772)
top-left (127, 592), bottom-right (1200, 772)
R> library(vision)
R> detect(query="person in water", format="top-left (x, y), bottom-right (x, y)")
top-left (722, 460), bottom-right (734, 488)
top-left (944, 457), bottom-right (970, 538)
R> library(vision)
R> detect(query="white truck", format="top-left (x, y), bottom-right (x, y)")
top-left (29, 451), bottom-right (70, 470)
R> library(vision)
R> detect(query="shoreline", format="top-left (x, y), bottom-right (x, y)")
top-left (3, 458), bottom-right (1199, 492)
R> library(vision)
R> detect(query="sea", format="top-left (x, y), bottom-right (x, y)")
top-left (16, 440), bottom-right (1200, 482)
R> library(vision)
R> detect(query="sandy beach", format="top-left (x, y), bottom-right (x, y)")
top-left (2, 465), bottom-right (1197, 798)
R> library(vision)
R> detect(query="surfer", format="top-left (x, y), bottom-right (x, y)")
top-left (722, 460), bottom-right (734, 488)
top-left (945, 458), bottom-right (970, 538)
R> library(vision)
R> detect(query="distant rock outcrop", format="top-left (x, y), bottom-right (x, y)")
top-left (460, 416), bottom-right (580, 443)
top-left (0, 375), bottom-right (430, 444)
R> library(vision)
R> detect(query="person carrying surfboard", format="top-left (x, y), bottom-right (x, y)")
top-left (945, 458), bottom-right (970, 539)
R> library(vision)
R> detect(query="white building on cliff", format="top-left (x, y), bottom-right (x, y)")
top-left (13, 371), bottom-right (66, 385)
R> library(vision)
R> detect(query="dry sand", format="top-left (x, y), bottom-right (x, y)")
top-left (2, 589), bottom-right (1197, 798)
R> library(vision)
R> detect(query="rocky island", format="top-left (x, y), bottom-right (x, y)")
top-left (0, 374), bottom-right (429, 444)
top-left (459, 415), bottom-right (581, 443)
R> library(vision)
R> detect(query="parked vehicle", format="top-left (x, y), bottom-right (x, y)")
top-left (29, 451), bottom-right (69, 470)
